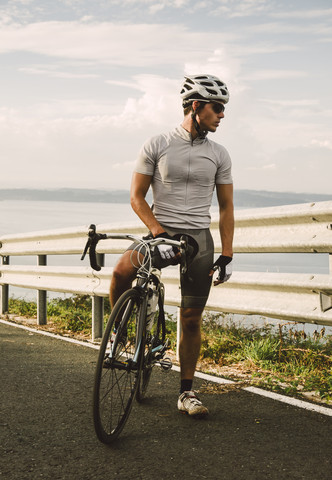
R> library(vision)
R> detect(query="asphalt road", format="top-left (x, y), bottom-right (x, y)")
top-left (1, 322), bottom-right (331, 480)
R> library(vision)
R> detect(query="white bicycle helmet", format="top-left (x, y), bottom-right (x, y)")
top-left (180, 74), bottom-right (229, 107)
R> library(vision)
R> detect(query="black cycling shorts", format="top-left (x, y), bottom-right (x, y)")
top-left (127, 226), bottom-right (214, 309)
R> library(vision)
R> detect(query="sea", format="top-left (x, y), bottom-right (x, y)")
top-left (1, 199), bottom-right (331, 335)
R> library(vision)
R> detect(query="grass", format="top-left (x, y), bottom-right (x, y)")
top-left (167, 311), bottom-right (332, 404)
top-left (208, 314), bottom-right (331, 403)
top-left (8, 295), bottom-right (111, 337)
top-left (5, 295), bottom-right (332, 404)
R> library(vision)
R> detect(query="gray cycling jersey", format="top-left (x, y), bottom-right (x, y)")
top-left (134, 125), bottom-right (232, 229)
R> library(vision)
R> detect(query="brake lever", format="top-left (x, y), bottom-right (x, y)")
top-left (80, 237), bottom-right (91, 261)
top-left (81, 224), bottom-right (106, 271)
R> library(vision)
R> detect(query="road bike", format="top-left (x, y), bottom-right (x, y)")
top-left (81, 224), bottom-right (195, 444)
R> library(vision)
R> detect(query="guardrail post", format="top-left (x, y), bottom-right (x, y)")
top-left (37, 255), bottom-right (47, 325)
top-left (92, 253), bottom-right (105, 342)
top-left (1, 256), bottom-right (9, 314)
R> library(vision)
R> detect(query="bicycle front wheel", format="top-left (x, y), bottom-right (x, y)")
top-left (93, 288), bottom-right (143, 444)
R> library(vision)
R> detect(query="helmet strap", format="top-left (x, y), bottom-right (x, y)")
top-left (191, 107), bottom-right (207, 139)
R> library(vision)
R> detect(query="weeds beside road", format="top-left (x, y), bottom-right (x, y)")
top-left (5, 295), bottom-right (332, 406)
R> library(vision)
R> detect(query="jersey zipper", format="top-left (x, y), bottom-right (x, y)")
top-left (185, 141), bottom-right (194, 205)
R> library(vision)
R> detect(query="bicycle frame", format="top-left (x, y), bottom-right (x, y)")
top-left (82, 223), bottom-right (192, 364)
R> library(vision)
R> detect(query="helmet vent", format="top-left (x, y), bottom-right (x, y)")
top-left (206, 88), bottom-right (218, 95)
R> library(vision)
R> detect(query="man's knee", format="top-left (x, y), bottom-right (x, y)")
top-left (111, 252), bottom-right (136, 286)
top-left (113, 262), bottom-right (130, 280)
top-left (180, 307), bottom-right (203, 334)
top-left (111, 268), bottom-right (129, 288)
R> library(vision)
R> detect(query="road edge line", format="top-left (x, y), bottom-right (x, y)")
top-left (0, 318), bottom-right (99, 350)
top-left (2, 318), bottom-right (331, 417)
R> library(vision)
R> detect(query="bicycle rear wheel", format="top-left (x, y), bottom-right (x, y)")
top-left (136, 288), bottom-right (166, 402)
top-left (93, 288), bottom-right (144, 444)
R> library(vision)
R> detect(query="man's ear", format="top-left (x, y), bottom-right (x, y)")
top-left (192, 100), bottom-right (200, 113)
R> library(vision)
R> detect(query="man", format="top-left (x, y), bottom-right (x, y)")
top-left (110, 74), bottom-right (234, 417)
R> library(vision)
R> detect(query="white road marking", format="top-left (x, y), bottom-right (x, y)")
top-left (2, 318), bottom-right (331, 417)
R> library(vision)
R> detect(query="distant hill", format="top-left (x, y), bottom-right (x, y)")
top-left (0, 188), bottom-right (131, 204)
top-left (232, 190), bottom-right (332, 208)
top-left (1, 188), bottom-right (331, 208)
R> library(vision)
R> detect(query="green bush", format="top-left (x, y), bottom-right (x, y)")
top-left (8, 298), bottom-right (37, 317)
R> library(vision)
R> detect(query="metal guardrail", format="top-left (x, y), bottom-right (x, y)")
top-left (1, 201), bottom-right (332, 340)
top-left (1, 202), bottom-right (332, 256)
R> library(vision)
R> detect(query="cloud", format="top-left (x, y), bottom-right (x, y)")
top-left (243, 69), bottom-right (307, 81)
top-left (149, 3), bottom-right (165, 14)
top-left (232, 43), bottom-right (299, 55)
top-left (0, 106), bottom-right (139, 189)
top-left (235, 143), bottom-right (331, 194)
top-left (270, 8), bottom-right (332, 19)
top-left (215, 0), bottom-right (272, 18)
top-left (112, 160), bottom-right (136, 170)
top-left (183, 48), bottom-right (245, 96)
top-left (310, 139), bottom-right (332, 150)
top-left (0, 72), bottom-right (185, 189)
top-left (269, 145), bottom-right (332, 192)
top-left (144, 0), bottom-right (271, 17)
top-left (258, 98), bottom-right (319, 107)
top-left (1, 1), bottom-right (331, 195)
top-left (262, 163), bottom-right (276, 170)
top-left (245, 21), bottom-right (332, 37)
top-left (0, 19), bottom-right (234, 66)
top-left (115, 74), bottom-right (183, 127)
top-left (93, 0), bottom-right (269, 18)
top-left (18, 65), bottom-right (98, 79)
top-left (246, 163), bottom-right (276, 171)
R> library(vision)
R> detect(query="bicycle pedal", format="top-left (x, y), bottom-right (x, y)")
top-left (159, 357), bottom-right (172, 371)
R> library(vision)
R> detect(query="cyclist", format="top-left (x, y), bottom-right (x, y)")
top-left (110, 74), bottom-right (234, 417)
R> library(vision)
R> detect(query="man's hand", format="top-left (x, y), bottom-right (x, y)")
top-left (154, 232), bottom-right (180, 263)
top-left (209, 255), bottom-right (233, 285)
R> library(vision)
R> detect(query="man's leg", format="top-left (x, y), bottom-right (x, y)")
top-left (171, 228), bottom-right (213, 416)
top-left (109, 250), bottom-right (138, 307)
top-left (177, 306), bottom-right (209, 417)
top-left (179, 306), bottom-right (204, 382)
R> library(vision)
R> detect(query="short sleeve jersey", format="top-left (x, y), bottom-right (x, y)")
top-left (134, 125), bottom-right (232, 229)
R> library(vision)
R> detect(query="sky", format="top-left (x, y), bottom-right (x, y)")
top-left (1, 0), bottom-right (331, 194)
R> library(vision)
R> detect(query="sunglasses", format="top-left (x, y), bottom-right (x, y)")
top-left (211, 103), bottom-right (225, 114)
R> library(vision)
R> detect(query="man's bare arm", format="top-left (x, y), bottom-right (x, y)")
top-left (209, 183), bottom-right (234, 285)
top-left (217, 183), bottom-right (234, 257)
top-left (130, 172), bottom-right (165, 237)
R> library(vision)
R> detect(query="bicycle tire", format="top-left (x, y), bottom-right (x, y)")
top-left (136, 287), bottom-right (166, 402)
top-left (93, 288), bottom-right (144, 444)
